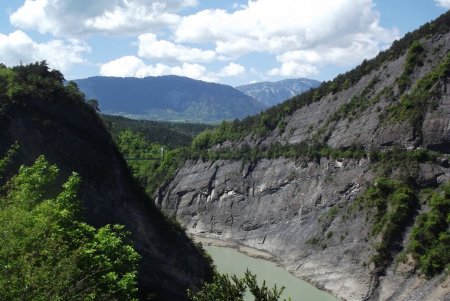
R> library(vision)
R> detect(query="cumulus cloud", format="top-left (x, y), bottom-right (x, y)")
top-left (268, 33), bottom-right (386, 77)
top-left (268, 62), bottom-right (318, 77)
top-left (0, 30), bottom-right (90, 72)
top-left (175, 0), bottom-right (398, 76)
top-left (100, 55), bottom-right (217, 82)
top-left (137, 33), bottom-right (216, 63)
top-left (218, 62), bottom-right (246, 77)
top-left (100, 56), bottom-right (247, 81)
top-left (435, 0), bottom-right (450, 8)
top-left (10, 0), bottom-right (198, 37)
top-left (99, 55), bottom-right (147, 77)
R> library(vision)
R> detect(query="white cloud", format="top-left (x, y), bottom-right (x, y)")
top-left (175, 0), bottom-right (398, 76)
top-left (268, 62), bottom-right (318, 77)
top-left (218, 62), bottom-right (245, 77)
top-left (100, 55), bottom-right (147, 77)
top-left (269, 33), bottom-right (384, 77)
top-left (0, 30), bottom-right (90, 72)
top-left (100, 56), bottom-right (247, 81)
top-left (137, 33), bottom-right (216, 63)
top-left (435, 0), bottom-right (450, 8)
top-left (100, 55), bottom-right (217, 82)
top-left (10, 0), bottom-right (198, 37)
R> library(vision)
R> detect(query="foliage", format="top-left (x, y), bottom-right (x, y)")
top-left (0, 142), bottom-right (19, 180)
top-left (387, 52), bottom-right (450, 135)
top-left (396, 41), bottom-right (425, 92)
top-left (0, 155), bottom-right (140, 300)
top-left (188, 270), bottom-right (290, 301)
top-left (188, 272), bottom-right (246, 301)
top-left (115, 130), bottom-right (188, 196)
top-left (359, 178), bottom-right (418, 269)
top-left (408, 182), bottom-right (450, 277)
top-left (0, 62), bottom-right (99, 122)
top-left (370, 147), bottom-right (439, 179)
top-left (103, 114), bottom-right (213, 148)
top-left (191, 140), bottom-right (367, 163)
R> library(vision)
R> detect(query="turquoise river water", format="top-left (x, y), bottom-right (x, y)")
top-left (205, 246), bottom-right (338, 301)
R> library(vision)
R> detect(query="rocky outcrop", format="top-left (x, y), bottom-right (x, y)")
top-left (159, 157), bottom-right (449, 300)
top-left (0, 95), bottom-right (213, 300)
top-left (160, 158), bottom-right (373, 300)
top-left (158, 26), bottom-right (450, 301)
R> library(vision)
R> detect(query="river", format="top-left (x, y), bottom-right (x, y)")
top-left (205, 246), bottom-right (338, 301)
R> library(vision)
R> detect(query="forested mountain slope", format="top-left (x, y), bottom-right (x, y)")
top-left (103, 114), bottom-right (213, 147)
top-left (158, 12), bottom-right (450, 301)
top-left (76, 75), bottom-right (266, 123)
top-left (0, 63), bottom-right (213, 301)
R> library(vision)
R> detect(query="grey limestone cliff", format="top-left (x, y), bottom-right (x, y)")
top-left (158, 21), bottom-right (450, 301)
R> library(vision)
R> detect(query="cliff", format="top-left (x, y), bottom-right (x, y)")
top-left (0, 63), bottom-right (213, 301)
top-left (158, 13), bottom-right (450, 301)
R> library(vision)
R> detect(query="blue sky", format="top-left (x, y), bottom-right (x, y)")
top-left (0, 0), bottom-right (449, 86)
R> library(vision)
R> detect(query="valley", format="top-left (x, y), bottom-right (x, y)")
top-left (1, 4), bottom-right (450, 301)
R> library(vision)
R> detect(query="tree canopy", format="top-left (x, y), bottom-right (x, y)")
top-left (0, 150), bottom-right (140, 301)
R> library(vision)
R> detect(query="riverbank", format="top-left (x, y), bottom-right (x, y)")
top-left (191, 234), bottom-right (346, 300)
top-left (192, 234), bottom-right (276, 262)
top-left (201, 244), bottom-right (339, 301)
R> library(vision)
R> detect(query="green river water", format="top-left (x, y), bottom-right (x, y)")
top-left (205, 246), bottom-right (338, 301)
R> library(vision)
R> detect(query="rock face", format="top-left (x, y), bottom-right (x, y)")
top-left (0, 95), bottom-right (212, 300)
top-left (158, 20), bottom-right (450, 301)
top-left (159, 158), bottom-right (374, 300)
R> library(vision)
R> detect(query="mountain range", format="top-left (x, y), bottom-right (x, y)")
top-left (236, 78), bottom-right (321, 106)
top-left (75, 75), bottom-right (266, 123)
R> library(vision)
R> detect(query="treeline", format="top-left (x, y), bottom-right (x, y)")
top-left (0, 62), bottom-right (99, 124)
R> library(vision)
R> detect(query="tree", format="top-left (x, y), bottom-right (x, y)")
top-left (189, 270), bottom-right (291, 301)
top-left (87, 99), bottom-right (100, 111)
top-left (0, 155), bottom-right (140, 301)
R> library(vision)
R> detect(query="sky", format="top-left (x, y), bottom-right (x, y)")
top-left (0, 0), bottom-right (449, 86)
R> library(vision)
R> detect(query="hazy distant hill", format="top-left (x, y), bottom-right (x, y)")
top-left (236, 78), bottom-right (320, 106)
top-left (75, 75), bottom-right (266, 123)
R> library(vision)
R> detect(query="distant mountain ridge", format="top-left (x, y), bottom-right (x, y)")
top-left (236, 78), bottom-right (320, 106)
top-left (75, 75), bottom-right (266, 123)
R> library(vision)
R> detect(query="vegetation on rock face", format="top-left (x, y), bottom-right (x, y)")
top-left (191, 140), bottom-right (367, 163)
top-left (396, 40), bottom-right (425, 93)
top-left (408, 183), bottom-right (450, 277)
top-left (387, 52), bottom-right (450, 135)
top-left (189, 270), bottom-right (290, 301)
top-left (350, 148), bottom-right (449, 275)
top-left (360, 178), bottom-right (418, 269)
top-left (0, 152), bottom-right (140, 301)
